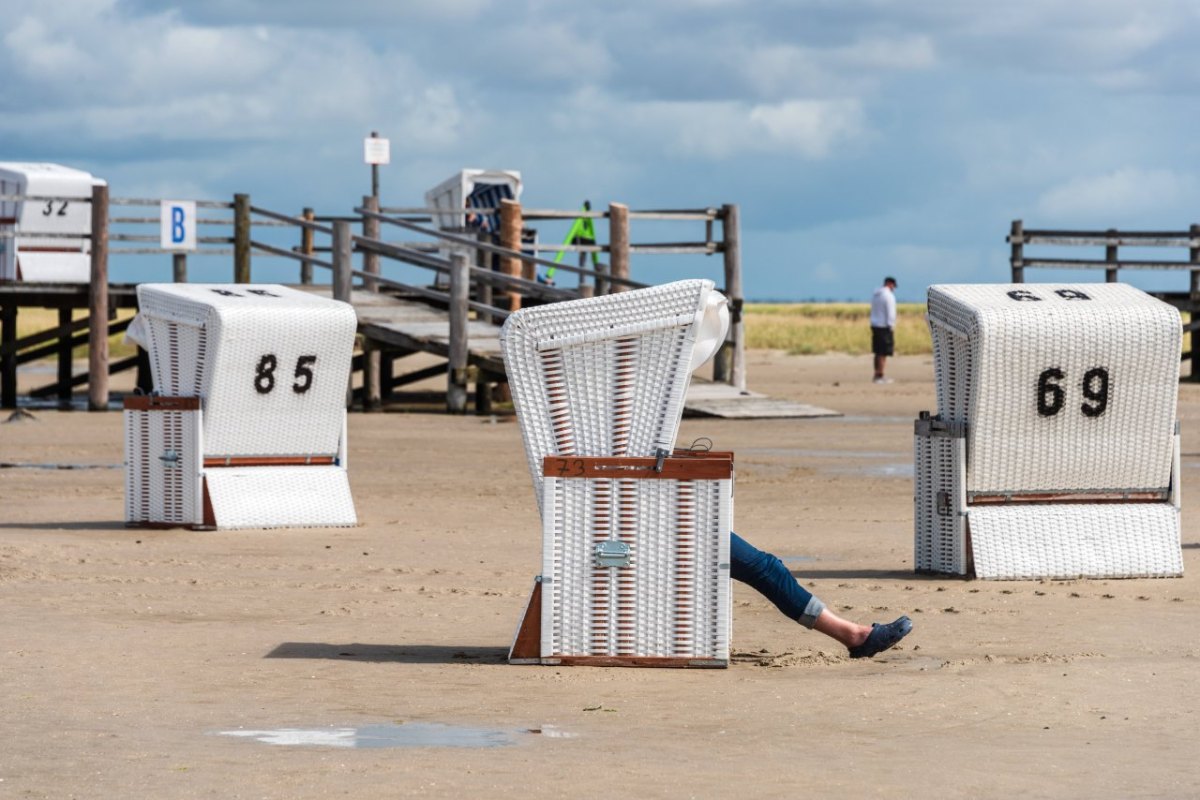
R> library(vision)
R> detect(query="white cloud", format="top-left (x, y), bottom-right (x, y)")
top-left (832, 35), bottom-right (937, 71)
top-left (552, 89), bottom-right (864, 160)
top-left (1036, 168), bottom-right (1198, 220)
top-left (748, 99), bottom-right (865, 158)
top-left (0, 4), bottom-right (463, 148)
top-left (739, 36), bottom-right (936, 99)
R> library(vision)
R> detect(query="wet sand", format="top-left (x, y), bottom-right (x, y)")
top-left (1, 352), bottom-right (1197, 798)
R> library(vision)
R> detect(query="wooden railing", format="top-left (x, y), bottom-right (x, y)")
top-left (1009, 219), bottom-right (1200, 377)
top-left (1, 189), bottom-right (744, 410)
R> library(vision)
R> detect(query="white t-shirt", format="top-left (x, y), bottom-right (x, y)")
top-left (870, 285), bottom-right (896, 328)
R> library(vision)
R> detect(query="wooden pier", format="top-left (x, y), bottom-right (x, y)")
top-left (1, 189), bottom-right (748, 412)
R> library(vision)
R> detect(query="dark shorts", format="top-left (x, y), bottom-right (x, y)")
top-left (871, 326), bottom-right (894, 357)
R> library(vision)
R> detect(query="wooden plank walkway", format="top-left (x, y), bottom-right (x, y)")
top-left (297, 286), bottom-right (506, 374)
top-left (684, 380), bottom-right (840, 419)
top-left (301, 286), bottom-right (841, 419)
top-left (2, 283), bottom-right (841, 417)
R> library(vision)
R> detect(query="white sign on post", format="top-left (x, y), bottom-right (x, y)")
top-left (161, 200), bottom-right (197, 251)
top-left (363, 136), bottom-right (390, 165)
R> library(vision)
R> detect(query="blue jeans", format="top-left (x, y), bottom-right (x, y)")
top-left (730, 532), bottom-right (825, 628)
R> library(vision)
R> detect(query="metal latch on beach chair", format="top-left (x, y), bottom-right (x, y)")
top-left (594, 540), bottom-right (632, 568)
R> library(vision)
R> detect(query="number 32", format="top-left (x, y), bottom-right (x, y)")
top-left (1037, 367), bottom-right (1109, 418)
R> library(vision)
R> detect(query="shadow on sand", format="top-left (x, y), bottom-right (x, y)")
top-left (788, 568), bottom-right (949, 581)
top-left (0, 520), bottom-right (128, 531)
top-left (265, 642), bottom-right (508, 665)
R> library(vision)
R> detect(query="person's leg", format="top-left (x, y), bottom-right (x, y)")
top-left (871, 326), bottom-right (888, 380)
top-left (730, 532), bottom-right (912, 657)
top-left (729, 531), bottom-right (825, 627)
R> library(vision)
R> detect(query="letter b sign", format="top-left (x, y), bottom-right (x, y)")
top-left (161, 200), bottom-right (197, 251)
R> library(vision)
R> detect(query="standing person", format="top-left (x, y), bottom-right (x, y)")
top-left (870, 276), bottom-right (897, 384)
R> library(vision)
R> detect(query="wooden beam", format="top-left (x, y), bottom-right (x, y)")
top-left (609, 202), bottom-right (630, 293)
top-left (87, 183), bottom-right (109, 411)
top-left (499, 199), bottom-right (522, 311)
top-left (447, 252), bottom-right (469, 414)
top-left (233, 193), bottom-right (251, 283)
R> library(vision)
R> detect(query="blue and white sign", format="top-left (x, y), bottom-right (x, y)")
top-left (160, 200), bottom-right (197, 251)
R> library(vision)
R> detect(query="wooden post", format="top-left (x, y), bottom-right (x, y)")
top-left (332, 221), bottom-right (354, 409)
top-left (300, 207), bottom-right (314, 284)
top-left (369, 130), bottom-right (381, 200)
top-left (609, 202), bottom-right (630, 292)
top-left (448, 252), bottom-right (469, 414)
top-left (500, 199), bottom-right (522, 311)
top-left (475, 377), bottom-right (493, 415)
top-left (173, 252), bottom-right (187, 283)
top-left (361, 196), bottom-right (381, 410)
top-left (1190, 224), bottom-right (1200, 381)
top-left (476, 229), bottom-right (493, 325)
top-left (1, 301), bottom-right (16, 408)
top-left (362, 195), bottom-right (380, 293)
top-left (233, 193), bottom-right (251, 283)
top-left (1105, 228), bottom-right (1119, 283)
top-left (362, 339), bottom-right (382, 412)
top-left (595, 260), bottom-right (609, 297)
top-left (88, 183), bottom-right (110, 411)
top-left (714, 203), bottom-right (745, 391)
top-left (332, 220), bottom-right (352, 302)
top-left (380, 349), bottom-right (393, 404)
top-left (57, 308), bottom-right (72, 403)
top-left (1010, 220), bottom-right (1024, 283)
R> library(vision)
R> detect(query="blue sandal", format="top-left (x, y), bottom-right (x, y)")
top-left (848, 616), bottom-right (913, 659)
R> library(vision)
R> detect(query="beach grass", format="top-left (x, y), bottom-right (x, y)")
top-left (745, 302), bottom-right (932, 355)
top-left (15, 306), bottom-right (139, 360)
top-left (12, 301), bottom-right (1186, 362)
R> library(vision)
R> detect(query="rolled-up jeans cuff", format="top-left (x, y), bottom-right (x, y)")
top-left (798, 596), bottom-right (825, 629)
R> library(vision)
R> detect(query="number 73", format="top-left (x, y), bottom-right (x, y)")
top-left (1037, 367), bottom-right (1109, 418)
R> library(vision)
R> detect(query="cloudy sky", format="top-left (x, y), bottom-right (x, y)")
top-left (2, 0), bottom-right (1198, 300)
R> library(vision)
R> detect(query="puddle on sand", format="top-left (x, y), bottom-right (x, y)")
top-left (216, 722), bottom-right (570, 749)
top-left (738, 447), bottom-right (902, 459)
top-left (825, 463), bottom-right (913, 478)
top-left (0, 462), bottom-right (122, 470)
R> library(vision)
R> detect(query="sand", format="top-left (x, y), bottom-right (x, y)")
top-left (1, 352), bottom-right (1198, 798)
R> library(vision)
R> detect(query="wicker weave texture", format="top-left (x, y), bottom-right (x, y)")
top-left (501, 280), bottom-right (719, 511)
top-left (134, 284), bottom-right (356, 458)
top-left (541, 475), bottom-right (732, 659)
top-left (914, 428), bottom-right (966, 574)
top-left (124, 406), bottom-right (203, 526)
top-left (969, 504), bottom-right (1182, 579)
top-left (927, 283), bottom-right (1180, 495)
top-left (204, 465), bottom-right (357, 530)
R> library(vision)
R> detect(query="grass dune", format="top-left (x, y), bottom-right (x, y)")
top-left (746, 303), bottom-right (931, 355)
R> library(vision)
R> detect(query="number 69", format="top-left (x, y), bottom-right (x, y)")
top-left (1037, 367), bottom-right (1109, 418)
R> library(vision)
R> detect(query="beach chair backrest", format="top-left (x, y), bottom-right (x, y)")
top-left (501, 279), bottom-right (726, 511)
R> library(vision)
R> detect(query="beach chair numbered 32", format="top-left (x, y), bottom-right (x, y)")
top-left (123, 284), bottom-right (358, 530)
top-left (915, 283), bottom-right (1183, 579)
top-left (502, 280), bottom-right (735, 667)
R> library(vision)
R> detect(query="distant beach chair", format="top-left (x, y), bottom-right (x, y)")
top-left (124, 283), bottom-right (358, 530)
top-left (502, 280), bottom-right (735, 666)
top-left (916, 282), bottom-right (1183, 579)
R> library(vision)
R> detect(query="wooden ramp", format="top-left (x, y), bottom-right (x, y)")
top-left (300, 286), bottom-right (841, 418)
top-left (298, 286), bottom-right (506, 375)
top-left (684, 380), bottom-right (841, 419)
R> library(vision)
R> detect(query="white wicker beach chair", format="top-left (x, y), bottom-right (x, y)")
top-left (124, 284), bottom-right (357, 530)
top-left (916, 283), bottom-right (1183, 579)
top-left (502, 280), bottom-right (734, 666)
